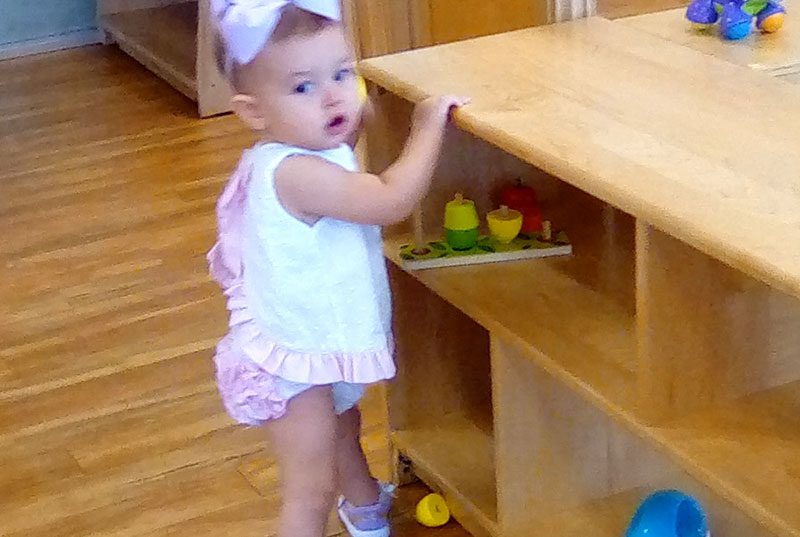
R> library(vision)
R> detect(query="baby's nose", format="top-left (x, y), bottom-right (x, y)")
top-left (323, 84), bottom-right (345, 107)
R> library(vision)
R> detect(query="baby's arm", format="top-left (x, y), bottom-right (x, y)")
top-left (276, 95), bottom-right (469, 226)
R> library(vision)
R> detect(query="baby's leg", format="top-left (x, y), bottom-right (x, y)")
top-left (335, 406), bottom-right (380, 506)
top-left (268, 385), bottom-right (338, 537)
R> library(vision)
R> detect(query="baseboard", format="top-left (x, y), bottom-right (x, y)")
top-left (0, 29), bottom-right (104, 60)
top-left (99, 0), bottom-right (195, 16)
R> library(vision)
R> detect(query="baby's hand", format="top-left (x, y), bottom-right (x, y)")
top-left (411, 95), bottom-right (470, 137)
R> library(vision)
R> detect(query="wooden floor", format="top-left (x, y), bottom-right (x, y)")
top-left (0, 46), bottom-right (468, 537)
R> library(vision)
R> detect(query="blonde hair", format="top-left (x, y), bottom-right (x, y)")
top-left (214, 5), bottom-right (336, 92)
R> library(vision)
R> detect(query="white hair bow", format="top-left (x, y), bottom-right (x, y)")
top-left (212, 0), bottom-right (341, 65)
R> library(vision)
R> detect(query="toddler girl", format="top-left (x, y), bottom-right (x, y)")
top-left (208, 1), bottom-right (467, 536)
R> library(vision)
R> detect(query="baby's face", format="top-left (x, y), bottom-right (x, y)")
top-left (251, 25), bottom-right (360, 150)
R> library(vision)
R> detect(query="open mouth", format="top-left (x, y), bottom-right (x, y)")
top-left (327, 115), bottom-right (346, 129)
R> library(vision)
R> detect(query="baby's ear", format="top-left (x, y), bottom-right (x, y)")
top-left (231, 94), bottom-right (268, 131)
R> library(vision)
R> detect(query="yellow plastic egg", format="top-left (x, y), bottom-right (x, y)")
top-left (415, 493), bottom-right (451, 527)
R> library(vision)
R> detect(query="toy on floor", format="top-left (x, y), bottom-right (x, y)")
top-left (626, 490), bottom-right (711, 537)
top-left (415, 493), bottom-right (451, 527)
top-left (399, 190), bottom-right (571, 270)
top-left (686, 0), bottom-right (786, 40)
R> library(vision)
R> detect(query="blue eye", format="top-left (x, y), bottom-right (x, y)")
top-left (294, 81), bottom-right (315, 94)
top-left (334, 68), bottom-right (354, 82)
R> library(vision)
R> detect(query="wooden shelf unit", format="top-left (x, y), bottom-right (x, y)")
top-left (99, 0), bottom-right (232, 117)
top-left (364, 16), bottom-right (800, 537)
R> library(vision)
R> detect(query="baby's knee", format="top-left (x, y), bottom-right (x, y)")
top-left (283, 446), bottom-right (336, 491)
top-left (284, 464), bottom-right (337, 509)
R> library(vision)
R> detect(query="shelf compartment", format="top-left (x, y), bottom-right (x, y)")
top-left (493, 335), bottom-right (780, 537)
top-left (388, 268), bottom-right (496, 536)
top-left (388, 265), bottom-right (494, 433)
top-left (374, 94), bottom-right (638, 421)
top-left (492, 335), bottom-right (657, 533)
top-left (386, 233), bottom-right (636, 418)
top-left (393, 414), bottom-right (498, 537)
top-left (654, 380), bottom-right (800, 537)
top-left (636, 223), bottom-right (800, 421)
top-left (101, 2), bottom-right (198, 100)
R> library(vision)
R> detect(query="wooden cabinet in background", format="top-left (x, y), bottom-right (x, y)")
top-left (99, 0), bottom-right (598, 116)
top-left (99, 0), bottom-right (230, 117)
top-left (347, 0), bottom-right (596, 58)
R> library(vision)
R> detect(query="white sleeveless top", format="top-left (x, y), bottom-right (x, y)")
top-left (226, 142), bottom-right (393, 383)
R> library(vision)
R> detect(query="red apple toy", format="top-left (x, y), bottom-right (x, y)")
top-left (499, 180), bottom-right (542, 233)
